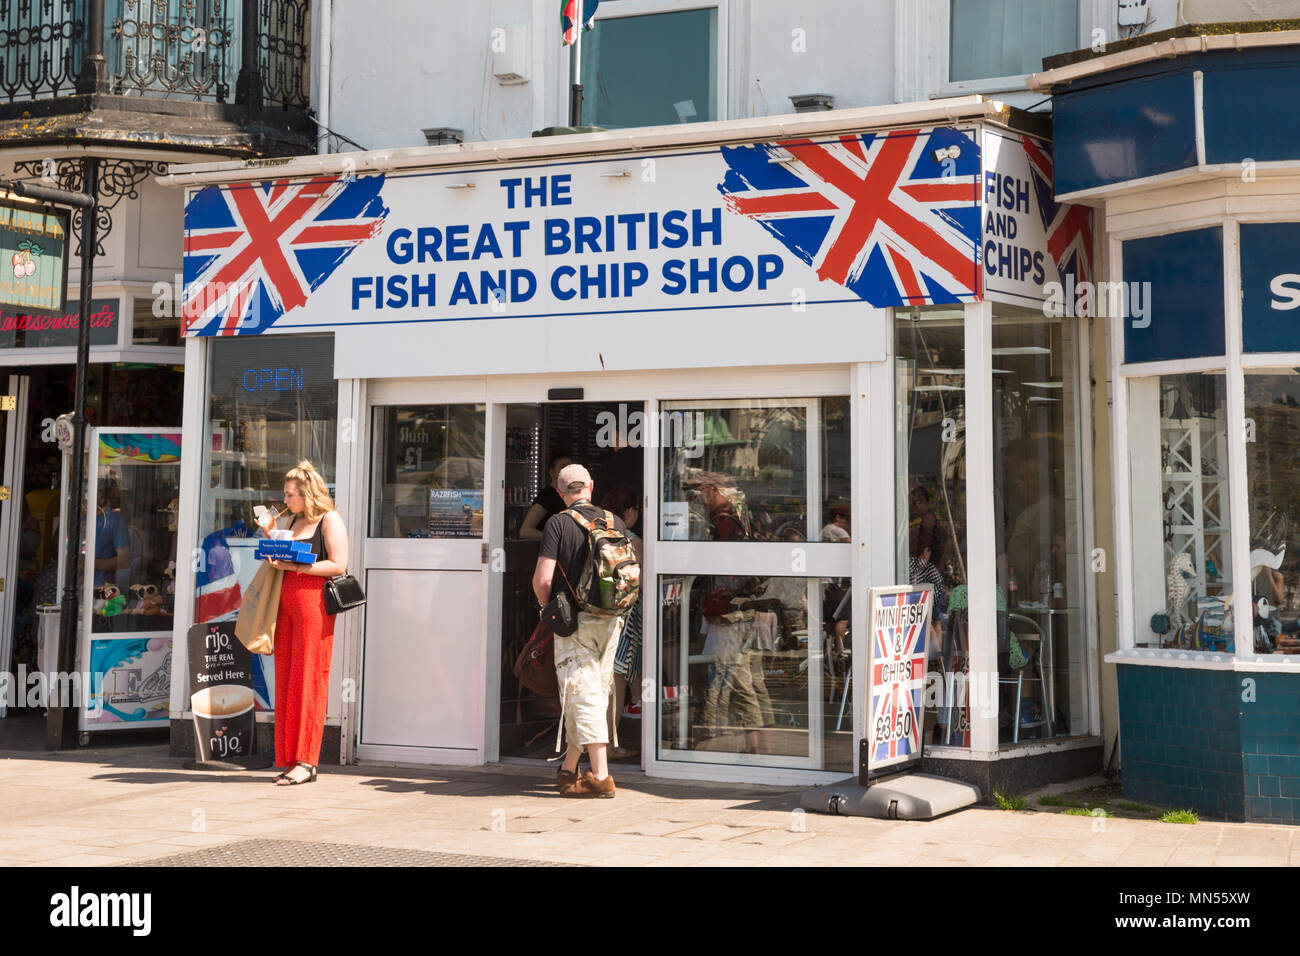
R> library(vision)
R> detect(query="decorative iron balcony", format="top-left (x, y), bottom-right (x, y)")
top-left (0, 0), bottom-right (309, 109)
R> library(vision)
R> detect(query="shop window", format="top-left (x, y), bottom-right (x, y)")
top-left (1245, 372), bottom-right (1300, 655)
top-left (895, 307), bottom-right (969, 747)
top-left (991, 307), bottom-right (1086, 741)
top-left (658, 575), bottom-right (852, 772)
top-left (659, 398), bottom-right (849, 542)
top-left (369, 404), bottom-right (486, 538)
top-left (132, 296), bottom-right (181, 347)
top-left (194, 334), bottom-right (336, 625)
top-left (1128, 372), bottom-right (1233, 654)
top-left (949, 0), bottom-right (1077, 83)
top-left (580, 5), bottom-right (718, 129)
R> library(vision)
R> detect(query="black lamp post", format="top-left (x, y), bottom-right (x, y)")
top-left (7, 162), bottom-right (100, 750)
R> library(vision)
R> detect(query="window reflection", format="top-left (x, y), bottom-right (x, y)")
top-left (1129, 372), bottom-right (1233, 655)
top-left (1245, 373), bottom-right (1300, 655)
top-left (658, 574), bottom-right (852, 771)
top-left (369, 404), bottom-right (486, 538)
top-left (896, 308), bottom-right (968, 746)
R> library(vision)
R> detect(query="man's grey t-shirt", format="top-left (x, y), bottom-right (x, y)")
top-left (539, 501), bottom-right (629, 600)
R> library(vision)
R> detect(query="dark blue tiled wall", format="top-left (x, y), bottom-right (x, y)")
top-left (1117, 664), bottom-right (1300, 824)
top-left (1239, 672), bottom-right (1300, 824)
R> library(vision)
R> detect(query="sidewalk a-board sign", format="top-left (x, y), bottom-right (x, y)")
top-left (862, 585), bottom-right (934, 781)
top-left (185, 621), bottom-right (270, 769)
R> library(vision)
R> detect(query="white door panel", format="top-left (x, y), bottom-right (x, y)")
top-left (359, 569), bottom-right (484, 753)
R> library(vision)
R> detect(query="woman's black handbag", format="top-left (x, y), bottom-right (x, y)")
top-left (325, 574), bottom-right (366, 615)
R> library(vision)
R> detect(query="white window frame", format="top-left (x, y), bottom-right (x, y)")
top-left (573, 0), bottom-right (728, 129)
top-left (894, 0), bottom-right (1107, 102)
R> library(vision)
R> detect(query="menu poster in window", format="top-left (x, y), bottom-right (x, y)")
top-left (429, 488), bottom-right (483, 538)
top-left (865, 585), bottom-right (934, 775)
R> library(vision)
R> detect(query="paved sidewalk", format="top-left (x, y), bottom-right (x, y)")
top-left (1, 746), bottom-right (1297, 866)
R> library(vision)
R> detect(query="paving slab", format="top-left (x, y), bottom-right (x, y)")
top-left (0, 747), bottom-right (1296, 866)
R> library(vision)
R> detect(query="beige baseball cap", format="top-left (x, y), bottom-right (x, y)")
top-left (556, 463), bottom-right (593, 494)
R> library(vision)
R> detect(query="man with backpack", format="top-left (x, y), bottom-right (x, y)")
top-left (532, 464), bottom-right (641, 798)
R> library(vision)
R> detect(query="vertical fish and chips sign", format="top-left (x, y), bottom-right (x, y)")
top-left (863, 585), bottom-right (934, 781)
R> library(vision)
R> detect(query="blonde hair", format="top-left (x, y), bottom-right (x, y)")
top-left (284, 460), bottom-right (333, 521)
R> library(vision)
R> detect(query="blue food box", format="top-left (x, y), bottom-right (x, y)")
top-left (255, 539), bottom-right (317, 564)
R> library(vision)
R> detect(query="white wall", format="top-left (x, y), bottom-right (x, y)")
top-left (327, 0), bottom-right (901, 150)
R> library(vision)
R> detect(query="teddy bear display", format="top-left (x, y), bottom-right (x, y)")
top-left (96, 583), bottom-right (126, 617)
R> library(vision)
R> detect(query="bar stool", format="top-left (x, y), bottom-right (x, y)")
top-left (1002, 613), bottom-right (1052, 743)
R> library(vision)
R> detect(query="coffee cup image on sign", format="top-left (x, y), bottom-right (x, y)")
top-left (191, 685), bottom-right (255, 760)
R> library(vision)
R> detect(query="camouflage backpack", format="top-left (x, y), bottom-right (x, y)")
top-left (564, 506), bottom-right (641, 616)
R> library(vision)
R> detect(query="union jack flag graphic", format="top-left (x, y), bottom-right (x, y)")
top-left (1022, 135), bottom-right (1094, 306)
top-left (717, 128), bottom-right (981, 307)
top-left (183, 174), bottom-right (389, 336)
top-left (870, 589), bottom-right (931, 766)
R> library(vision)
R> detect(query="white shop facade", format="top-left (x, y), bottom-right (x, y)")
top-left (161, 97), bottom-right (1104, 789)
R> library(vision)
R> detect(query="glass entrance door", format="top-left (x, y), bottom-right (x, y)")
top-left (496, 400), bottom-right (646, 763)
top-left (653, 397), bottom-right (854, 772)
top-left (358, 400), bottom-right (489, 764)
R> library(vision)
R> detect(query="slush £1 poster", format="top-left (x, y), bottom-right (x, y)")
top-left (867, 586), bottom-right (933, 774)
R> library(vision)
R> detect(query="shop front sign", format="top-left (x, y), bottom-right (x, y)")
top-left (0, 297), bottom-right (118, 350)
top-left (0, 199), bottom-right (69, 313)
top-left (181, 126), bottom-right (1092, 337)
top-left (1241, 222), bottom-right (1300, 353)
top-left (865, 585), bottom-right (934, 776)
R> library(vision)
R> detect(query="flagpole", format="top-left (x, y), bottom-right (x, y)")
top-left (569, 1), bottom-right (583, 126)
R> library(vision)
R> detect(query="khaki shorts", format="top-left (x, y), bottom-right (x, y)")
top-left (554, 611), bottom-right (625, 751)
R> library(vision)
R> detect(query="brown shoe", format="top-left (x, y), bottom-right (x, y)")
top-left (562, 771), bottom-right (616, 798)
top-left (556, 765), bottom-right (581, 790)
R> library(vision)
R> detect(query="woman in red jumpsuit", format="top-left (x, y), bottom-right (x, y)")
top-left (261, 460), bottom-right (349, 785)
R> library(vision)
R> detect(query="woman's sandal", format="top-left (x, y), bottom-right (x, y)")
top-left (275, 763), bottom-right (317, 786)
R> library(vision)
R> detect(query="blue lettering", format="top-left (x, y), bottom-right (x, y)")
top-left (552, 265), bottom-right (577, 300)
top-left (387, 227), bottom-right (413, 264)
top-left (552, 174), bottom-right (572, 205)
top-left (502, 220), bottom-right (529, 257)
top-left (693, 207), bottom-right (722, 247)
top-left (448, 272), bottom-right (476, 305)
top-left (662, 210), bottom-right (688, 248)
top-left (661, 260), bottom-right (686, 295)
top-left (575, 217), bottom-right (601, 255)
top-left (757, 254), bottom-right (782, 289)
top-left (410, 273), bottom-right (436, 307)
top-left (545, 219), bottom-right (570, 255)
top-left (499, 177), bottom-right (522, 209)
top-left (446, 225), bottom-right (470, 260)
top-left (472, 225), bottom-right (502, 260)
top-left (351, 276), bottom-right (374, 309)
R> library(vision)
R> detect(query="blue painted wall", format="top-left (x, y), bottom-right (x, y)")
top-left (1117, 664), bottom-right (1300, 824)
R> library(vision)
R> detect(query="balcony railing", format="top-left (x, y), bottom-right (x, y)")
top-left (0, 0), bottom-right (309, 108)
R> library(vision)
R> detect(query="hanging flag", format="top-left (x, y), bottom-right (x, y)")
top-left (561, 0), bottom-right (599, 46)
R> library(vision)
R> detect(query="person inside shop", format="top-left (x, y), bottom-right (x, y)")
top-left (819, 503), bottom-right (851, 543)
top-left (689, 471), bottom-right (749, 541)
top-left (601, 485), bottom-right (643, 760)
top-left (519, 449), bottom-right (573, 540)
top-left (258, 460), bottom-right (350, 786)
top-left (909, 486), bottom-right (944, 573)
top-left (93, 477), bottom-right (130, 588)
